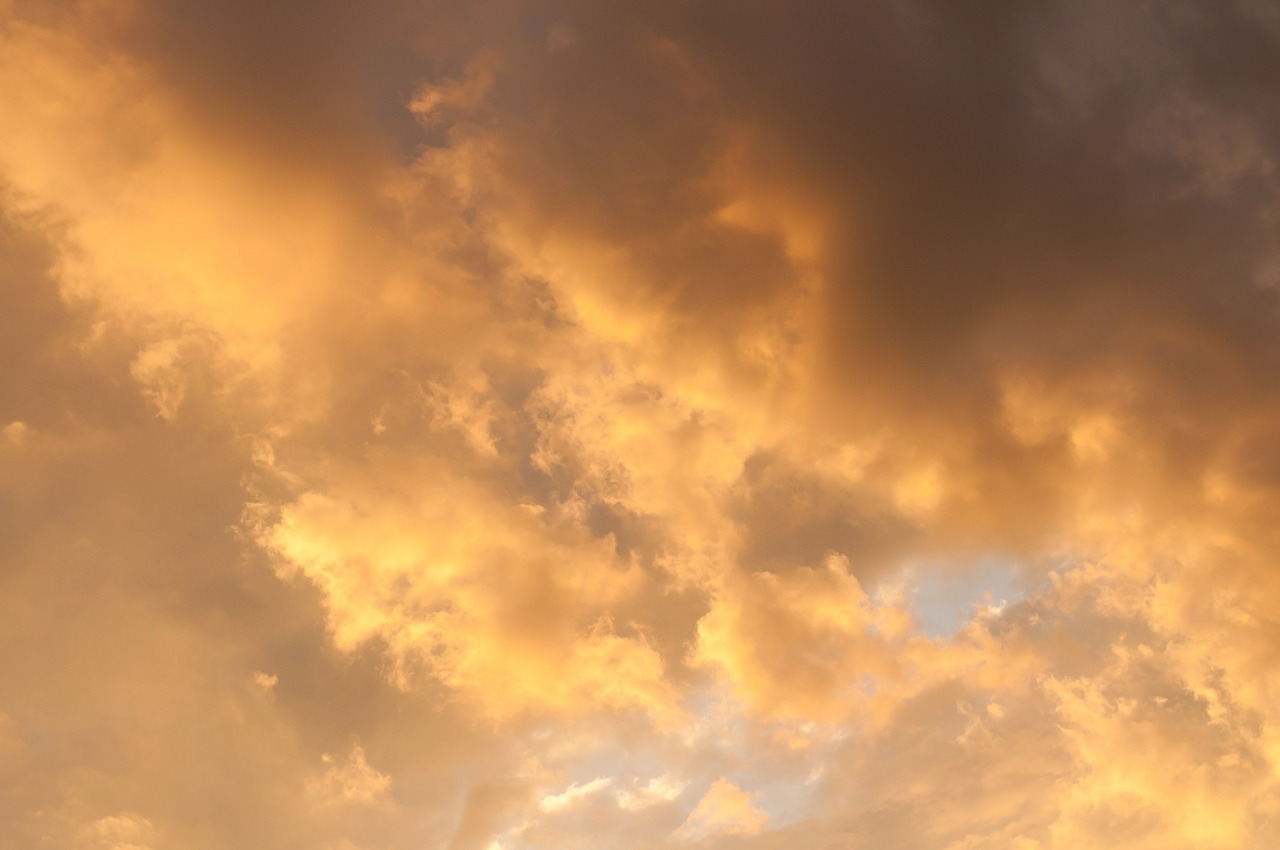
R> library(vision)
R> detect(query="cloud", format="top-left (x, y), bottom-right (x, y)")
top-left (691, 554), bottom-right (905, 721)
top-left (77, 812), bottom-right (158, 850)
top-left (3, 0), bottom-right (1280, 848)
top-left (258, 455), bottom-right (678, 723)
top-left (617, 775), bottom-right (688, 812)
top-left (538, 777), bottom-right (613, 814)
top-left (308, 745), bottom-right (392, 807)
top-left (677, 778), bottom-right (768, 841)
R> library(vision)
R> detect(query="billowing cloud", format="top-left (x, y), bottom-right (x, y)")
top-left (3, 0), bottom-right (1280, 848)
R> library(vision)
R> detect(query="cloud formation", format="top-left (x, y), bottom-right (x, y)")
top-left (2, 0), bottom-right (1279, 848)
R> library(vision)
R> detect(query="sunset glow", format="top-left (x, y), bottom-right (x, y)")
top-left (3, 2), bottom-right (1280, 848)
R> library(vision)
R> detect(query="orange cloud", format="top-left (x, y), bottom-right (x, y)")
top-left (4, 1), bottom-right (1280, 849)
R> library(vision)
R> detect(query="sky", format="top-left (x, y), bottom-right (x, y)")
top-left (1, 1), bottom-right (1279, 848)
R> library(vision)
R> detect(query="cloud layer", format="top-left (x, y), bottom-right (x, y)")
top-left (2, 0), bottom-right (1279, 848)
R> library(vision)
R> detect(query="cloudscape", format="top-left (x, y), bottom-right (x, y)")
top-left (2, 1), bottom-right (1279, 847)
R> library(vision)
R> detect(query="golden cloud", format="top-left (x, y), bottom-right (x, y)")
top-left (3, 0), bottom-right (1280, 848)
